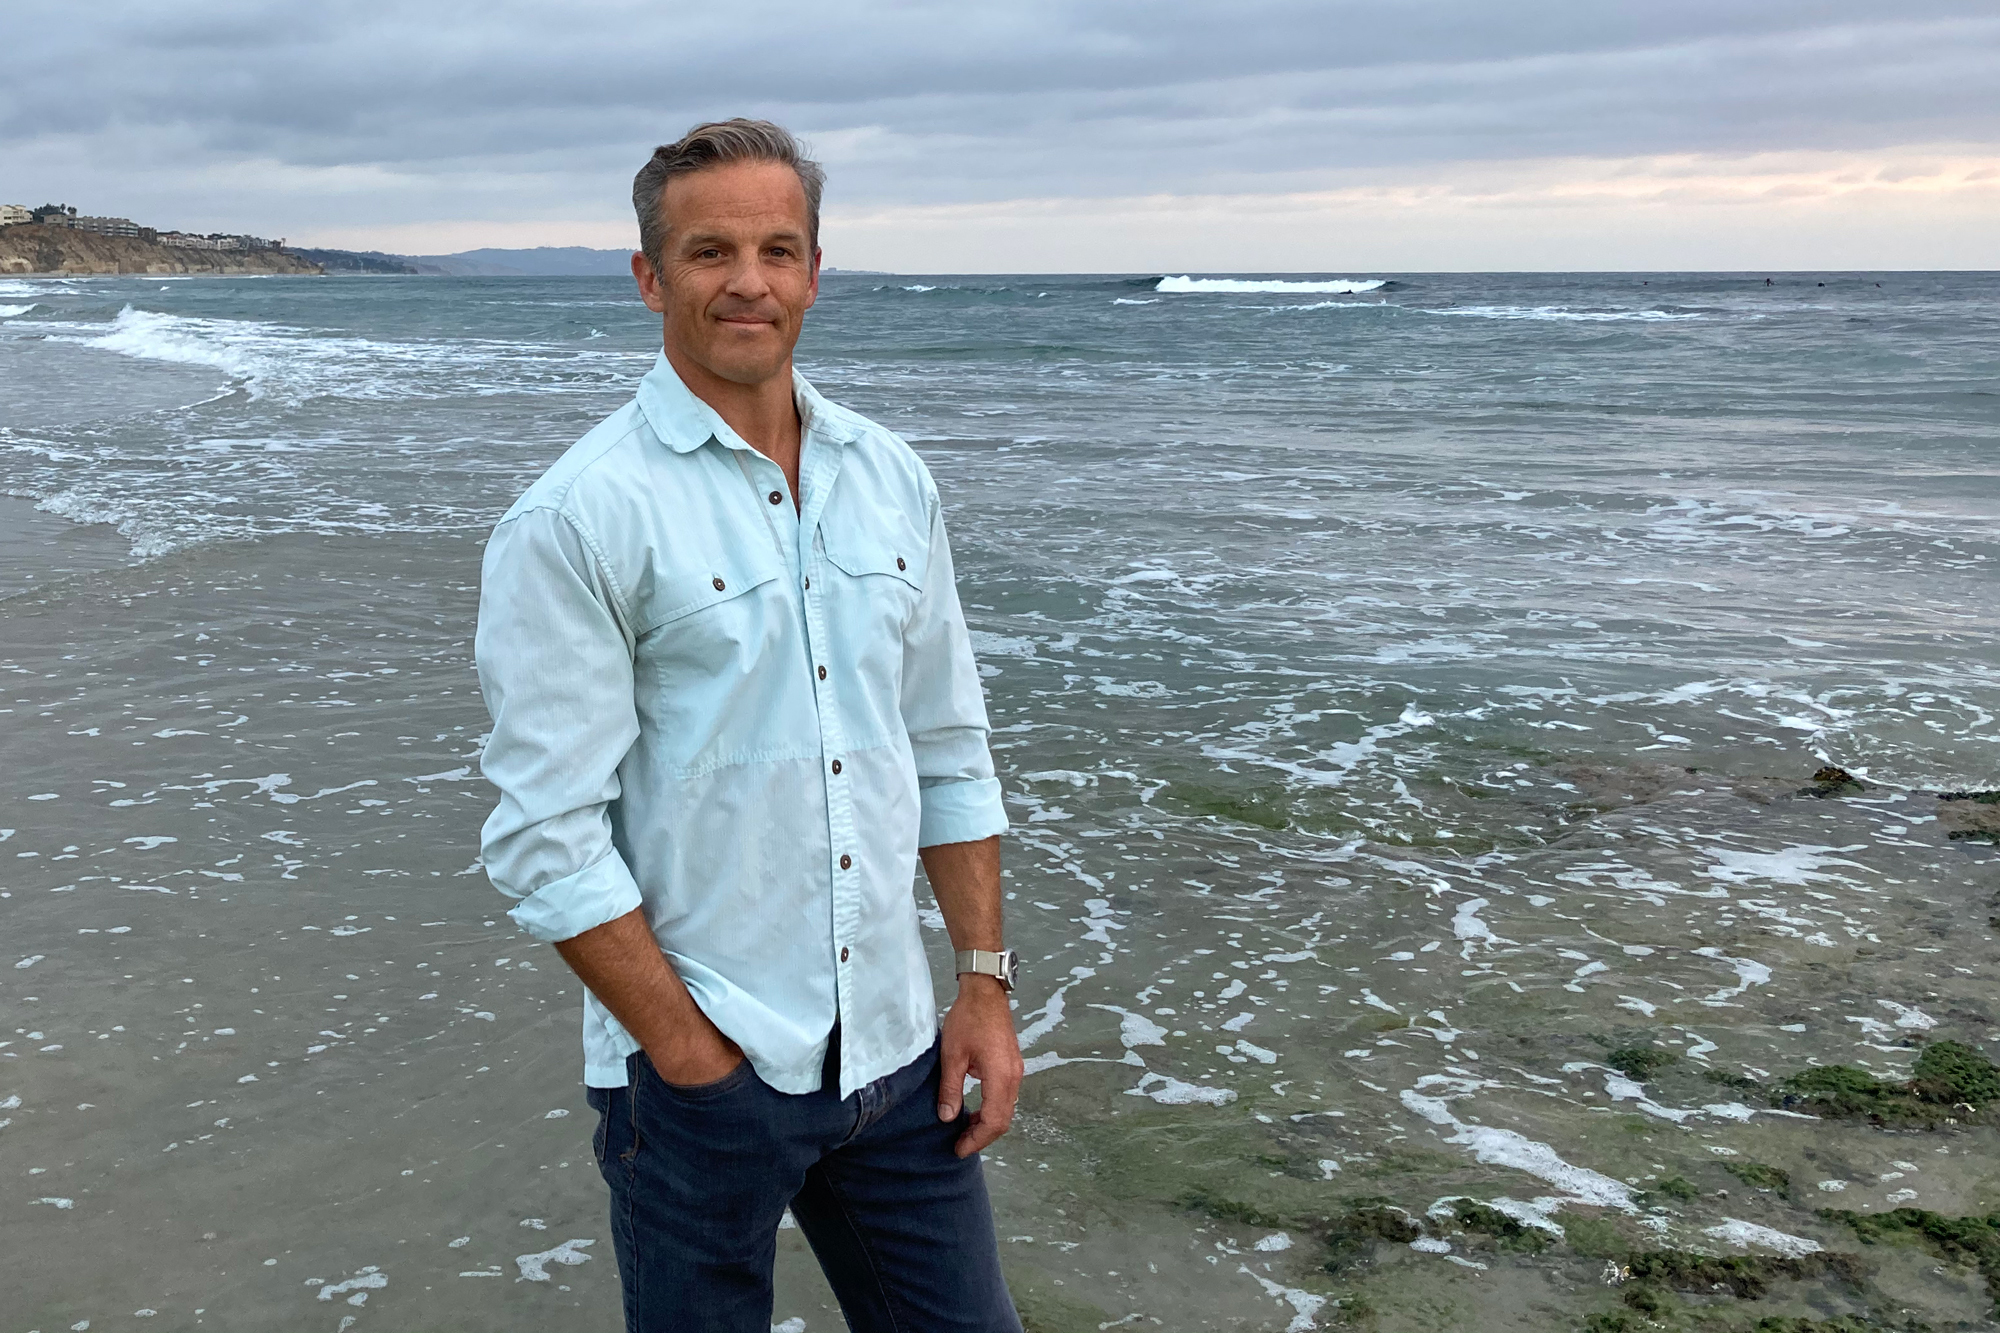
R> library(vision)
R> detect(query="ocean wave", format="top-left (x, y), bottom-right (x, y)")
top-left (1112, 298), bottom-right (1159, 306)
top-left (0, 304), bottom-right (36, 318)
top-left (72, 306), bottom-right (274, 390)
top-left (1428, 305), bottom-right (1703, 323)
top-left (1156, 276), bottom-right (1387, 295)
top-left (875, 283), bottom-right (1018, 296)
top-left (50, 305), bottom-right (643, 404)
top-left (1271, 300), bottom-right (1391, 313)
top-left (0, 279), bottom-right (63, 297)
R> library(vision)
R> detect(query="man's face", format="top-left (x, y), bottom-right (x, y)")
top-left (633, 160), bottom-right (820, 388)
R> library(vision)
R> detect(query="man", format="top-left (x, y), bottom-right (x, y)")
top-left (474, 119), bottom-right (1024, 1333)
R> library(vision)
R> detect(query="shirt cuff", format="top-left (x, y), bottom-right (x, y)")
top-left (917, 776), bottom-right (1008, 847)
top-left (503, 850), bottom-right (644, 943)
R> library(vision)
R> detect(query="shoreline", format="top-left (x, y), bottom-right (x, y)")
top-left (0, 493), bottom-right (134, 600)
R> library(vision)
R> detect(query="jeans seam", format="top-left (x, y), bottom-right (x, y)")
top-left (624, 1062), bottom-right (643, 1331)
top-left (820, 1170), bottom-right (907, 1333)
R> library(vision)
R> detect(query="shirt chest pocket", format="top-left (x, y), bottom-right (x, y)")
top-left (821, 527), bottom-right (926, 631)
top-left (632, 551), bottom-right (786, 671)
top-left (816, 526), bottom-right (926, 746)
top-left (629, 549), bottom-right (801, 775)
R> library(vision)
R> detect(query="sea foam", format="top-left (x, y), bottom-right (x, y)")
top-left (1429, 305), bottom-right (1701, 322)
top-left (1156, 276), bottom-right (1385, 294)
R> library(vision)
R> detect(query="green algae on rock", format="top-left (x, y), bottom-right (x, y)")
top-left (1622, 1249), bottom-right (1866, 1301)
top-left (1604, 1045), bottom-right (1679, 1081)
top-left (1802, 766), bottom-right (1870, 798)
top-left (1725, 1163), bottom-right (1795, 1197)
top-left (1822, 1207), bottom-right (2000, 1316)
top-left (1774, 1041), bottom-right (2000, 1124)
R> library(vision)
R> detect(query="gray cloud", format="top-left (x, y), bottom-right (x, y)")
top-left (3, 1), bottom-right (1996, 238)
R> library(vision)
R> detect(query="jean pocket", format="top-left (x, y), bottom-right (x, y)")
top-left (585, 1085), bottom-right (615, 1168)
top-left (652, 1054), bottom-right (754, 1101)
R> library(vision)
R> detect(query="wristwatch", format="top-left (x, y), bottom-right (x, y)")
top-left (955, 948), bottom-right (1019, 992)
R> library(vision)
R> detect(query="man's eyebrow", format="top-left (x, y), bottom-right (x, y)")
top-left (674, 225), bottom-right (808, 249)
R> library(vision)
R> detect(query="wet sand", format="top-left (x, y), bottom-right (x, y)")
top-left (6, 529), bottom-right (2000, 1332)
top-left (1, 531), bottom-right (1317, 1331)
top-left (0, 496), bottom-right (132, 600)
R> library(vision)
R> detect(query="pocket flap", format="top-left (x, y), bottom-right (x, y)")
top-left (637, 555), bottom-right (781, 633)
top-left (822, 529), bottom-right (925, 591)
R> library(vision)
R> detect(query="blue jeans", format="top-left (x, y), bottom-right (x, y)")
top-left (586, 1029), bottom-right (1022, 1333)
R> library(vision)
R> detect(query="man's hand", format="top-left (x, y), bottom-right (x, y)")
top-left (646, 1013), bottom-right (744, 1088)
top-left (551, 907), bottom-right (743, 1088)
top-left (936, 974), bottom-right (1023, 1157)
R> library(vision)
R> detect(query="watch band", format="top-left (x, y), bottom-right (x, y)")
top-left (955, 947), bottom-right (1018, 991)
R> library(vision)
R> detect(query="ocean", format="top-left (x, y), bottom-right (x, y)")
top-left (2, 270), bottom-right (1997, 1330)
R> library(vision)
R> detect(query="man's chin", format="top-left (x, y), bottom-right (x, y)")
top-left (700, 352), bottom-right (791, 388)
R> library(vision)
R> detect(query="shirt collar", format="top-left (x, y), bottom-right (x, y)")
top-left (635, 350), bottom-right (851, 455)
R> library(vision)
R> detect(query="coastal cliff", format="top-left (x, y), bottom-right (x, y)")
top-left (0, 224), bottom-right (321, 276)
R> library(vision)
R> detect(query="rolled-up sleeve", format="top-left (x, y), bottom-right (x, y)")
top-left (474, 505), bottom-right (645, 942)
top-left (900, 492), bottom-right (1008, 847)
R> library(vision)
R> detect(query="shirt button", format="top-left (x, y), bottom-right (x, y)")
top-left (840, 946), bottom-right (850, 963)
top-left (830, 759), bottom-right (842, 775)
top-left (839, 853), bottom-right (852, 871)
top-left (768, 491), bottom-right (782, 505)
top-left (712, 576), bottom-right (726, 591)
top-left (817, 665), bottom-right (827, 680)
top-left (803, 576), bottom-right (810, 591)
top-left (896, 556), bottom-right (906, 571)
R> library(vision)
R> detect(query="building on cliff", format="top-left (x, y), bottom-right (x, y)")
top-left (73, 216), bottom-right (154, 239)
top-left (2, 203), bottom-right (281, 251)
top-left (29, 208), bottom-right (158, 240)
top-left (159, 231), bottom-right (283, 251)
top-left (0, 224), bottom-right (321, 276)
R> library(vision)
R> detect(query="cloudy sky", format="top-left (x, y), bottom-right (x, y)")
top-left (6, 1), bottom-right (1998, 270)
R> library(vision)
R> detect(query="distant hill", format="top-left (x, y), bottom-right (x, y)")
top-left (286, 247), bottom-right (418, 275)
top-left (403, 246), bottom-right (636, 277)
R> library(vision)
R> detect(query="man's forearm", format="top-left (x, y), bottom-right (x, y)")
top-left (551, 907), bottom-right (739, 1080)
top-left (922, 834), bottom-right (1020, 1153)
top-left (919, 835), bottom-right (1004, 955)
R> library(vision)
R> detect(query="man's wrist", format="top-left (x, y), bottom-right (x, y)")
top-left (954, 945), bottom-right (1018, 991)
top-left (955, 971), bottom-right (1008, 997)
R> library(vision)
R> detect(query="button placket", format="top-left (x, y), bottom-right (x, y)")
top-left (797, 469), bottom-right (861, 1064)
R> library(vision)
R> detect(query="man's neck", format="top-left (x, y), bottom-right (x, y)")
top-left (664, 343), bottom-right (802, 496)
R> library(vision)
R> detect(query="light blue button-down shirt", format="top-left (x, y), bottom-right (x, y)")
top-left (474, 353), bottom-right (1006, 1097)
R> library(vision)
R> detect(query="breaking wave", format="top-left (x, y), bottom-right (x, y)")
top-left (69, 306), bottom-right (277, 390)
top-left (49, 305), bottom-right (641, 403)
top-left (1428, 305), bottom-right (1704, 323)
top-left (1156, 276), bottom-right (1387, 295)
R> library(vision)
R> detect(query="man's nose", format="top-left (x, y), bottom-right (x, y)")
top-left (723, 254), bottom-right (772, 300)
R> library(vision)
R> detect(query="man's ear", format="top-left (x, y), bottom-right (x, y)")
top-left (805, 246), bottom-right (822, 310)
top-left (632, 251), bottom-right (667, 313)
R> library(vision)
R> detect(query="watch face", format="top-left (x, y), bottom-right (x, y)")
top-left (1002, 949), bottom-right (1019, 990)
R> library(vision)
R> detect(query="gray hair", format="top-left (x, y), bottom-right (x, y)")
top-left (632, 119), bottom-right (824, 272)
